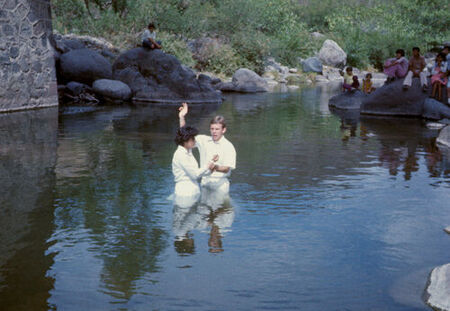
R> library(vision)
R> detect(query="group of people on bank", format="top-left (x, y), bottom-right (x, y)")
top-left (383, 46), bottom-right (449, 102)
top-left (342, 46), bottom-right (450, 104)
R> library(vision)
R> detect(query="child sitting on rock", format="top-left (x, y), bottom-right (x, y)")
top-left (430, 53), bottom-right (448, 102)
top-left (341, 67), bottom-right (359, 92)
top-left (362, 73), bottom-right (375, 94)
top-left (142, 22), bottom-right (162, 50)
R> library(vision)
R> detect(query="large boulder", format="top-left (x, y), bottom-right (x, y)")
top-left (319, 39), bottom-right (347, 68)
top-left (302, 57), bottom-right (323, 73)
top-left (265, 57), bottom-right (289, 75)
top-left (112, 48), bottom-right (221, 103)
top-left (437, 126), bottom-right (450, 147)
top-left (92, 79), bottom-right (132, 101)
top-left (54, 37), bottom-right (85, 53)
top-left (329, 91), bottom-right (366, 110)
top-left (65, 81), bottom-right (90, 96)
top-left (322, 65), bottom-right (343, 81)
top-left (360, 78), bottom-right (428, 117)
top-left (59, 48), bottom-right (112, 85)
top-left (422, 98), bottom-right (450, 120)
top-left (187, 36), bottom-right (224, 66)
top-left (53, 33), bottom-right (120, 60)
top-left (424, 263), bottom-right (450, 311)
top-left (216, 68), bottom-right (269, 93)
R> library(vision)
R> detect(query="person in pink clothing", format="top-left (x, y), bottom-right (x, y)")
top-left (384, 49), bottom-right (408, 82)
top-left (430, 53), bottom-right (448, 101)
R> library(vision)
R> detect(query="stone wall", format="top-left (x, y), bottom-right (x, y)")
top-left (0, 0), bottom-right (58, 112)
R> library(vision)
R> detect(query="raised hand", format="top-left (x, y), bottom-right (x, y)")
top-left (178, 102), bottom-right (188, 119)
top-left (178, 102), bottom-right (188, 127)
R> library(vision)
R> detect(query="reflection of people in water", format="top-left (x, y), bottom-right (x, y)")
top-left (424, 140), bottom-right (443, 177)
top-left (340, 119), bottom-right (357, 142)
top-left (172, 126), bottom-right (218, 208)
top-left (206, 203), bottom-right (234, 253)
top-left (172, 201), bottom-right (235, 255)
top-left (178, 103), bottom-right (236, 197)
top-left (378, 144), bottom-right (420, 180)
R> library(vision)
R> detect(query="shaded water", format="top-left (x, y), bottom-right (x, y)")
top-left (1, 85), bottom-right (450, 310)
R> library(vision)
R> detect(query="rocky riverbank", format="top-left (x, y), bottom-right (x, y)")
top-left (53, 32), bottom-right (392, 107)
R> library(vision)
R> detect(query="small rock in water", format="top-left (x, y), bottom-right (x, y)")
top-left (287, 85), bottom-right (299, 90)
top-left (426, 122), bottom-right (446, 129)
top-left (444, 226), bottom-right (450, 234)
top-left (289, 68), bottom-right (298, 73)
top-left (315, 75), bottom-right (329, 83)
top-left (424, 263), bottom-right (450, 311)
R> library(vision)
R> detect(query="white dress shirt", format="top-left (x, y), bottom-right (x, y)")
top-left (172, 145), bottom-right (211, 207)
top-left (141, 29), bottom-right (156, 42)
top-left (195, 135), bottom-right (236, 191)
top-left (195, 135), bottom-right (236, 177)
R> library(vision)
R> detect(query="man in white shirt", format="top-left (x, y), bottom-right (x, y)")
top-left (178, 103), bottom-right (236, 197)
top-left (142, 22), bottom-right (162, 50)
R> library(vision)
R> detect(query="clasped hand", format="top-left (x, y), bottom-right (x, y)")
top-left (208, 154), bottom-right (219, 171)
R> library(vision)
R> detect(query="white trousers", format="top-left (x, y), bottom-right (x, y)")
top-left (403, 70), bottom-right (428, 87)
top-left (174, 181), bottom-right (201, 208)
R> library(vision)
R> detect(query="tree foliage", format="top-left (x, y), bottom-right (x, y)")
top-left (51, 0), bottom-right (450, 74)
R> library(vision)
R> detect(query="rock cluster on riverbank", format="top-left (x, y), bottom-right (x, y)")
top-left (54, 33), bottom-right (223, 104)
top-left (328, 78), bottom-right (450, 122)
top-left (54, 34), bottom-right (390, 106)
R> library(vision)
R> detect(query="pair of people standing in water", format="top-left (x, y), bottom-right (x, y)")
top-left (172, 103), bottom-right (236, 208)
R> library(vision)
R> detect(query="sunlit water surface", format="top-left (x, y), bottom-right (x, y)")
top-left (1, 85), bottom-right (450, 310)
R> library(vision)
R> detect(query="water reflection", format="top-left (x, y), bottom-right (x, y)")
top-left (52, 107), bottom-right (173, 304)
top-left (0, 108), bottom-right (58, 310)
top-left (330, 108), bottom-right (450, 181)
top-left (361, 117), bottom-right (450, 180)
top-left (1, 85), bottom-right (449, 310)
top-left (173, 190), bottom-right (235, 255)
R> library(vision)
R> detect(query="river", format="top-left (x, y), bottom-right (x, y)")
top-left (1, 84), bottom-right (449, 310)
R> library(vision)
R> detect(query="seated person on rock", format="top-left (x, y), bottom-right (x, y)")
top-left (142, 22), bottom-right (162, 50)
top-left (362, 73), bottom-right (376, 94)
top-left (403, 47), bottom-right (428, 91)
top-left (430, 53), bottom-right (448, 102)
top-left (383, 49), bottom-right (408, 82)
top-left (341, 67), bottom-right (359, 92)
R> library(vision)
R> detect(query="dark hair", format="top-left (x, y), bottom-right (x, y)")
top-left (412, 47), bottom-right (420, 52)
top-left (210, 115), bottom-right (226, 128)
top-left (395, 49), bottom-right (405, 57)
top-left (443, 46), bottom-right (450, 51)
top-left (365, 73), bottom-right (372, 78)
top-left (436, 52), bottom-right (446, 61)
top-left (174, 126), bottom-right (198, 146)
top-left (346, 66), bottom-right (353, 72)
top-left (148, 22), bottom-right (155, 29)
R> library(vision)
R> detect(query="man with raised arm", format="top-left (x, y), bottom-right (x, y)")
top-left (178, 103), bottom-right (236, 195)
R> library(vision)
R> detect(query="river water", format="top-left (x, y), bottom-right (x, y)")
top-left (1, 85), bottom-right (450, 310)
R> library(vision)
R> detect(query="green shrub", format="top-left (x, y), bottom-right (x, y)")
top-left (199, 43), bottom-right (243, 76)
top-left (326, 1), bottom-right (450, 69)
top-left (51, 0), bottom-right (450, 75)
